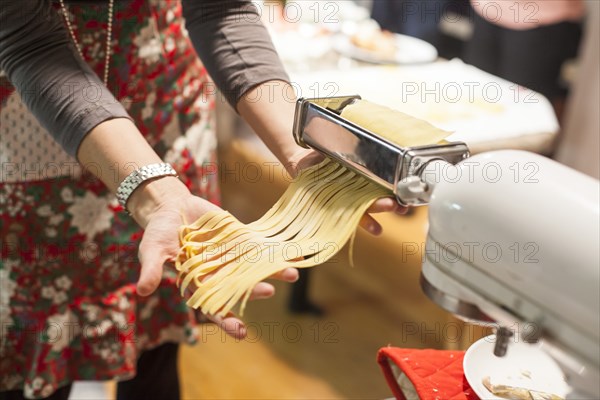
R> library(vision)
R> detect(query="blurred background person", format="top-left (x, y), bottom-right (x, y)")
top-left (554, 1), bottom-right (599, 179)
top-left (463, 0), bottom-right (585, 120)
top-left (371, 0), bottom-right (470, 58)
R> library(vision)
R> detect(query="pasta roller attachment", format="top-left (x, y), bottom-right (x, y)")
top-left (292, 96), bottom-right (470, 206)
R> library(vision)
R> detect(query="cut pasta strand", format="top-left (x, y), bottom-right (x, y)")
top-left (176, 159), bottom-right (387, 316)
top-left (175, 99), bottom-right (452, 317)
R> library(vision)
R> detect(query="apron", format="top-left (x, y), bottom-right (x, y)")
top-left (0, 1), bottom-right (219, 397)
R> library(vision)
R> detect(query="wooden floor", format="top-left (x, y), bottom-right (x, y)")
top-left (173, 139), bottom-right (487, 399)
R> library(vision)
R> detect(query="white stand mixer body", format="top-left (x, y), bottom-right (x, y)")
top-left (420, 150), bottom-right (599, 398)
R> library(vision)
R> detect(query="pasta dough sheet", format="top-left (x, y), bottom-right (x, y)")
top-left (176, 159), bottom-right (388, 317)
top-left (340, 99), bottom-right (451, 146)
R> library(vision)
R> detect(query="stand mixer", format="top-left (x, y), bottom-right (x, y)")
top-left (293, 96), bottom-right (600, 399)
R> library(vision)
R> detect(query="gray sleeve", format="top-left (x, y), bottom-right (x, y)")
top-left (0, 0), bottom-right (131, 157)
top-left (181, 0), bottom-right (290, 110)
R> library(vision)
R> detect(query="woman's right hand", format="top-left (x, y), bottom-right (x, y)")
top-left (129, 176), bottom-right (298, 339)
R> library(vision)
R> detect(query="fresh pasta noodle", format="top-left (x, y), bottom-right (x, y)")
top-left (176, 100), bottom-right (452, 317)
top-left (176, 159), bottom-right (387, 316)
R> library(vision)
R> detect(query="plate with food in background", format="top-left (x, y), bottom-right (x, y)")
top-left (464, 335), bottom-right (571, 400)
top-left (333, 20), bottom-right (438, 64)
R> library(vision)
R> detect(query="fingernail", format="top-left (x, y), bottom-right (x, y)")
top-left (238, 326), bottom-right (247, 338)
top-left (370, 223), bottom-right (381, 235)
top-left (289, 269), bottom-right (299, 282)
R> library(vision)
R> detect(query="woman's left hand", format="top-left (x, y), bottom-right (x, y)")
top-left (130, 177), bottom-right (298, 340)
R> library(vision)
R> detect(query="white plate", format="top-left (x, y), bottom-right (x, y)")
top-left (333, 33), bottom-right (437, 65)
top-left (463, 335), bottom-right (571, 399)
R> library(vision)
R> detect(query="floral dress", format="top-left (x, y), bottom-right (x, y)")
top-left (0, 0), bottom-right (219, 397)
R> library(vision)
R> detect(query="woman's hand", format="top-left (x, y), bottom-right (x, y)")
top-left (128, 176), bottom-right (298, 339)
top-left (285, 148), bottom-right (409, 236)
top-left (234, 80), bottom-right (408, 235)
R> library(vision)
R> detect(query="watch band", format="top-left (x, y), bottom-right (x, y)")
top-left (116, 163), bottom-right (178, 211)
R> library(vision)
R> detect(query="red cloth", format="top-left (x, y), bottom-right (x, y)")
top-left (377, 347), bottom-right (480, 400)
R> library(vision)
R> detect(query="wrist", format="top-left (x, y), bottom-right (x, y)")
top-left (127, 176), bottom-right (191, 228)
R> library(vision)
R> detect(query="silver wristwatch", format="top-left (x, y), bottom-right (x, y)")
top-left (116, 163), bottom-right (178, 211)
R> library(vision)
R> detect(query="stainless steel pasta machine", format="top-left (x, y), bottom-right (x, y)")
top-left (293, 96), bottom-right (600, 399)
top-left (293, 95), bottom-right (470, 207)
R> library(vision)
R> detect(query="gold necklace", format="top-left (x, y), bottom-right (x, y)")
top-left (59, 0), bottom-right (114, 85)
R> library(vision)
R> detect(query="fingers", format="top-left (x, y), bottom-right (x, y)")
top-left (362, 198), bottom-right (409, 235)
top-left (200, 281), bottom-right (278, 340)
top-left (367, 197), bottom-right (396, 213)
top-left (395, 206), bottom-right (409, 215)
top-left (286, 150), bottom-right (325, 178)
top-left (249, 282), bottom-right (276, 301)
top-left (359, 214), bottom-right (382, 235)
top-left (204, 284), bottom-right (279, 339)
top-left (137, 239), bottom-right (166, 297)
top-left (367, 197), bottom-right (409, 215)
top-left (209, 313), bottom-right (247, 340)
top-left (268, 267), bottom-right (299, 282)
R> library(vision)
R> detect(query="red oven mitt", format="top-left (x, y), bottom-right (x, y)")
top-left (377, 347), bottom-right (480, 400)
